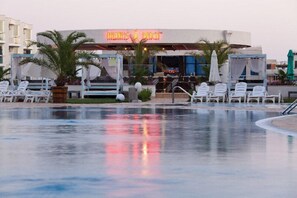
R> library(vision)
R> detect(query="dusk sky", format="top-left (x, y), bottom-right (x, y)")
top-left (1, 0), bottom-right (296, 61)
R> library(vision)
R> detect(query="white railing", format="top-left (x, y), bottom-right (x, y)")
top-left (172, 86), bottom-right (192, 103)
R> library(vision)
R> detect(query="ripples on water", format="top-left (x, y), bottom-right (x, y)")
top-left (0, 106), bottom-right (296, 198)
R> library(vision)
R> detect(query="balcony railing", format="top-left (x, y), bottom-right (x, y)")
top-left (9, 37), bottom-right (20, 45)
top-left (0, 33), bottom-right (4, 41)
top-left (23, 39), bottom-right (31, 46)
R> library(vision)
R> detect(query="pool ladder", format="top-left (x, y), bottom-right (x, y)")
top-left (172, 86), bottom-right (192, 103)
top-left (282, 99), bottom-right (297, 115)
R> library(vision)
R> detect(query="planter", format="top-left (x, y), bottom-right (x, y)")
top-left (52, 86), bottom-right (68, 103)
top-left (123, 84), bottom-right (156, 97)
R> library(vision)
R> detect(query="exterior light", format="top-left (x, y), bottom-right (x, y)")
top-left (135, 82), bottom-right (142, 92)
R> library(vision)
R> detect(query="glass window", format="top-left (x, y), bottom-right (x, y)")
top-left (186, 56), bottom-right (195, 64)
top-left (0, 46), bottom-right (3, 64)
top-left (0, 20), bottom-right (3, 41)
top-left (185, 56), bottom-right (195, 75)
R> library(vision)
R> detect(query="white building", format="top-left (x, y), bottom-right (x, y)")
top-left (49, 29), bottom-right (251, 77)
top-left (0, 15), bottom-right (34, 70)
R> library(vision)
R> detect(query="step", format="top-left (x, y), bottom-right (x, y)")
top-left (155, 92), bottom-right (189, 99)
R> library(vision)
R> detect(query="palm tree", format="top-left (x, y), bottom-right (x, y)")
top-left (117, 37), bottom-right (162, 84)
top-left (0, 67), bottom-right (10, 81)
top-left (195, 39), bottom-right (232, 79)
top-left (19, 30), bottom-right (100, 86)
top-left (276, 69), bottom-right (287, 84)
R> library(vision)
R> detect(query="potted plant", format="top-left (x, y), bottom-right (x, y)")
top-left (20, 30), bottom-right (100, 103)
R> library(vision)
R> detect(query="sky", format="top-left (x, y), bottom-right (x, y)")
top-left (1, 0), bottom-right (297, 62)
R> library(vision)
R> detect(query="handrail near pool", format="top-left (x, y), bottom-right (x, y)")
top-left (172, 86), bottom-right (192, 103)
top-left (282, 99), bottom-right (297, 115)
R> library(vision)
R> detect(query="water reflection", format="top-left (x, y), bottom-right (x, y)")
top-left (105, 114), bottom-right (161, 177)
top-left (0, 107), bottom-right (297, 197)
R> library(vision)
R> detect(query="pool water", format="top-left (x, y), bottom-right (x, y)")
top-left (0, 106), bottom-right (296, 197)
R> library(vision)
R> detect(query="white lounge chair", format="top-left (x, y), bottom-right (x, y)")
top-left (247, 86), bottom-right (266, 104)
top-left (3, 81), bottom-right (29, 102)
top-left (0, 81), bottom-right (9, 102)
top-left (207, 83), bottom-right (227, 103)
top-left (24, 90), bottom-right (51, 103)
top-left (229, 82), bottom-right (247, 103)
top-left (263, 92), bottom-right (282, 104)
top-left (191, 82), bottom-right (210, 103)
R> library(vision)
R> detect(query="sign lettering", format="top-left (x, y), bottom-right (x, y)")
top-left (106, 31), bottom-right (162, 41)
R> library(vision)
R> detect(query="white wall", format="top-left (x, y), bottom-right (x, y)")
top-left (0, 15), bottom-right (34, 69)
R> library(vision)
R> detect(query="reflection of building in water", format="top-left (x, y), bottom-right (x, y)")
top-left (104, 114), bottom-right (163, 178)
top-left (163, 109), bottom-right (269, 155)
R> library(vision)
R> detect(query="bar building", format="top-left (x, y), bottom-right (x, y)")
top-left (52, 29), bottom-right (252, 77)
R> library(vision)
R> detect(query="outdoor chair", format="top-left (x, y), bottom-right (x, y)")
top-left (3, 81), bottom-right (29, 102)
top-left (207, 83), bottom-right (227, 103)
top-left (0, 81), bottom-right (9, 102)
top-left (191, 82), bottom-right (210, 103)
top-left (247, 86), bottom-right (266, 104)
top-left (263, 92), bottom-right (282, 104)
top-left (2, 90), bottom-right (15, 102)
top-left (24, 90), bottom-right (51, 103)
top-left (229, 82), bottom-right (247, 103)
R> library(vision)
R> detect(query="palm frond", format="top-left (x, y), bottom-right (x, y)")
top-left (0, 67), bottom-right (10, 80)
top-left (19, 30), bottom-right (98, 85)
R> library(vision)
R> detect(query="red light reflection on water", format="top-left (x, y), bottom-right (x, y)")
top-left (104, 114), bottom-right (162, 177)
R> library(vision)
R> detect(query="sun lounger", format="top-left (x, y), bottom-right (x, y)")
top-left (24, 90), bottom-right (51, 103)
top-left (207, 83), bottom-right (227, 103)
top-left (228, 82), bottom-right (247, 103)
top-left (191, 82), bottom-right (210, 103)
top-left (0, 81), bottom-right (9, 102)
top-left (3, 81), bottom-right (29, 102)
top-left (263, 92), bottom-right (282, 104)
top-left (247, 86), bottom-right (266, 104)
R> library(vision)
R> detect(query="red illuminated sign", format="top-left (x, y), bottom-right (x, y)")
top-left (106, 30), bottom-right (162, 41)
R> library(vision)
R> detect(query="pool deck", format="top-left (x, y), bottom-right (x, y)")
top-left (0, 98), bottom-right (296, 133)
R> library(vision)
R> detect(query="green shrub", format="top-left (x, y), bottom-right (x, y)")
top-left (138, 88), bottom-right (152, 102)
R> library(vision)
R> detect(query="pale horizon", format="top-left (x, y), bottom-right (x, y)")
top-left (1, 0), bottom-right (296, 62)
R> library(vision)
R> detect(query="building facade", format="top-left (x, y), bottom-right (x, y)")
top-left (44, 29), bottom-right (251, 77)
top-left (0, 15), bottom-right (34, 70)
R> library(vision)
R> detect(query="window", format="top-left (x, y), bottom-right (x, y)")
top-left (185, 56), bottom-right (206, 76)
top-left (23, 49), bottom-right (31, 54)
top-left (23, 28), bottom-right (31, 40)
top-left (0, 46), bottom-right (3, 64)
top-left (0, 20), bottom-right (3, 41)
top-left (185, 56), bottom-right (195, 75)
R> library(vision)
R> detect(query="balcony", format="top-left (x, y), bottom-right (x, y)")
top-left (23, 39), bottom-right (31, 47)
top-left (9, 37), bottom-right (20, 46)
top-left (0, 33), bottom-right (4, 44)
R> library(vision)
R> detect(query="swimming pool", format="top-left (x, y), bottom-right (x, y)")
top-left (0, 106), bottom-right (296, 197)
